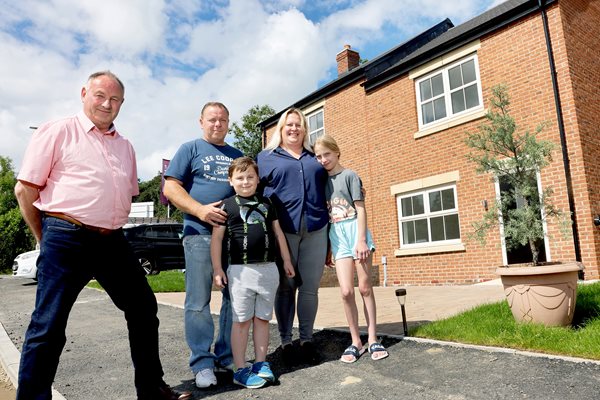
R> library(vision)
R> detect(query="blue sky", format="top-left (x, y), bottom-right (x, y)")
top-left (0, 0), bottom-right (504, 180)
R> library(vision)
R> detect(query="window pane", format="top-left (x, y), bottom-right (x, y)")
top-left (444, 214), bottom-right (460, 239)
top-left (464, 84), bottom-right (480, 109)
top-left (422, 102), bottom-right (434, 124)
top-left (451, 90), bottom-right (466, 113)
top-left (415, 219), bottom-right (429, 243)
top-left (402, 221), bottom-right (415, 244)
top-left (413, 195), bottom-right (425, 215)
top-left (433, 97), bottom-right (446, 120)
top-left (420, 80), bottom-right (432, 101)
top-left (401, 197), bottom-right (413, 217)
top-left (430, 216), bottom-right (445, 241)
top-left (441, 188), bottom-right (455, 209)
top-left (462, 59), bottom-right (476, 84)
top-left (316, 111), bottom-right (323, 128)
top-left (448, 65), bottom-right (462, 90)
top-left (429, 191), bottom-right (442, 212)
top-left (431, 74), bottom-right (444, 97)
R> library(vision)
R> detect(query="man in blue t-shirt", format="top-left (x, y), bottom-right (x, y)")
top-left (164, 102), bottom-right (243, 389)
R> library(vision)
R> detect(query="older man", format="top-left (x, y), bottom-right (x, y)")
top-left (14, 71), bottom-right (191, 400)
top-left (164, 102), bottom-right (243, 388)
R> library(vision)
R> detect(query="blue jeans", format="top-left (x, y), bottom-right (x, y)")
top-left (17, 216), bottom-right (164, 400)
top-left (183, 235), bottom-right (232, 372)
top-left (275, 223), bottom-right (327, 345)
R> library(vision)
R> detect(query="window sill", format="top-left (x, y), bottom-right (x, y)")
top-left (414, 109), bottom-right (486, 139)
top-left (394, 243), bottom-right (465, 257)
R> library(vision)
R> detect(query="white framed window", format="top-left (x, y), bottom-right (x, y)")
top-left (415, 55), bottom-right (483, 130)
top-left (306, 108), bottom-right (324, 144)
top-left (397, 184), bottom-right (461, 248)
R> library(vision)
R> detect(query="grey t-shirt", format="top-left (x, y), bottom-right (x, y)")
top-left (325, 168), bottom-right (364, 223)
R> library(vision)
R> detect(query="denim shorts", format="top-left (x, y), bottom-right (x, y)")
top-left (227, 262), bottom-right (279, 322)
top-left (329, 218), bottom-right (376, 260)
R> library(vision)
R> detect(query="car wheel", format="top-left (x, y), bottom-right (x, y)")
top-left (139, 257), bottom-right (159, 275)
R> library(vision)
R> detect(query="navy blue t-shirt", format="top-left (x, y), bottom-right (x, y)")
top-left (165, 138), bottom-right (243, 236)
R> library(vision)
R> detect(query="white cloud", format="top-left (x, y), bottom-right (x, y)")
top-left (0, 0), bottom-right (497, 180)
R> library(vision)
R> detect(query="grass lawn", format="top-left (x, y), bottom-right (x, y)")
top-left (412, 281), bottom-right (600, 360)
top-left (87, 269), bottom-right (185, 292)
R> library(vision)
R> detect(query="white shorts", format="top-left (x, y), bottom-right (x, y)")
top-left (227, 262), bottom-right (279, 323)
top-left (329, 218), bottom-right (376, 260)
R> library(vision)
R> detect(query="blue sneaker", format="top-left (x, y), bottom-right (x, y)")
top-left (252, 361), bottom-right (276, 383)
top-left (233, 366), bottom-right (267, 389)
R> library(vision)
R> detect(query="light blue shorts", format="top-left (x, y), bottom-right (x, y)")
top-left (329, 218), bottom-right (376, 260)
top-left (227, 262), bottom-right (279, 323)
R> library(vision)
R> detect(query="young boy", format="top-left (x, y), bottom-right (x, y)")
top-left (210, 156), bottom-right (295, 389)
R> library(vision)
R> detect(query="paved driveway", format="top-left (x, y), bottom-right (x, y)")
top-left (1, 276), bottom-right (599, 399)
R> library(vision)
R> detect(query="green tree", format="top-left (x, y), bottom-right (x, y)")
top-left (465, 84), bottom-right (568, 266)
top-left (135, 173), bottom-right (183, 222)
top-left (0, 156), bottom-right (36, 272)
top-left (230, 104), bottom-right (275, 159)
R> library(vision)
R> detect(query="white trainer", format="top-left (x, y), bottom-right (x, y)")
top-left (195, 368), bottom-right (217, 388)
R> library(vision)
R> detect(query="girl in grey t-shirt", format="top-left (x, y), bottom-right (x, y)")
top-left (314, 134), bottom-right (389, 363)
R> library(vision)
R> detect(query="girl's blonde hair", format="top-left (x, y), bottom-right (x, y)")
top-left (265, 108), bottom-right (312, 152)
top-left (314, 134), bottom-right (341, 158)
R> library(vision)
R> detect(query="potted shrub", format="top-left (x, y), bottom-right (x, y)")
top-left (465, 84), bottom-right (581, 327)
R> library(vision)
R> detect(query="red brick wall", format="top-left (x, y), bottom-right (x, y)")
top-left (264, 1), bottom-right (600, 284)
top-left (556, 0), bottom-right (600, 280)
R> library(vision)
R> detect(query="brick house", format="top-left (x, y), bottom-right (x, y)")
top-left (259, 0), bottom-right (600, 285)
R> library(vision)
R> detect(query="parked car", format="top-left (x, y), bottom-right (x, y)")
top-left (123, 223), bottom-right (185, 275)
top-left (13, 249), bottom-right (40, 280)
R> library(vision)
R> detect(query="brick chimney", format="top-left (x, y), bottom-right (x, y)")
top-left (336, 44), bottom-right (360, 76)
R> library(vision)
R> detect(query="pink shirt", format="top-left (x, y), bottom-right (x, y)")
top-left (18, 112), bottom-right (139, 229)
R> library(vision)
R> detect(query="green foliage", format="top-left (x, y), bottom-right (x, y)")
top-left (413, 282), bottom-right (600, 360)
top-left (230, 104), bottom-right (275, 159)
top-left (465, 84), bottom-right (567, 265)
top-left (135, 173), bottom-right (183, 222)
top-left (0, 156), bottom-right (18, 215)
top-left (0, 156), bottom-right (36, 272)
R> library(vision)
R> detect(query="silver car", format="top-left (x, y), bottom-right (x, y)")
top-left (12, 249), bottom-right (40, 280)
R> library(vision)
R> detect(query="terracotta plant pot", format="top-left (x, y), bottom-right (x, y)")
top-left (495, 261), bottom-right (582, 327)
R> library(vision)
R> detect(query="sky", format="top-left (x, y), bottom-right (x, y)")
top-left (0, 0), bottom-right (506, 181)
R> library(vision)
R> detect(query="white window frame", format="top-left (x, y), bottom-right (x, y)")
top-left (415, 54), bottom-right (483, 131)
top-left (396, 184), bottom-right (462, 250)
top-left (306, 108), bottom-right (324, 144)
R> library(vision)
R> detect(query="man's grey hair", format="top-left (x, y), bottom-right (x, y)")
top-left (86, 71), bottom-right (125, 92)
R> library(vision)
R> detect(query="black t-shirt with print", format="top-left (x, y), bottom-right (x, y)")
top-left (222, 194), bottom-right (278, 265)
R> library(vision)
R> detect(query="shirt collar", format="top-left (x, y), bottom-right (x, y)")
top-left (275, 146), bottom-right (310, 158)
top-left (77, 112), bottom-right (119, 137)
